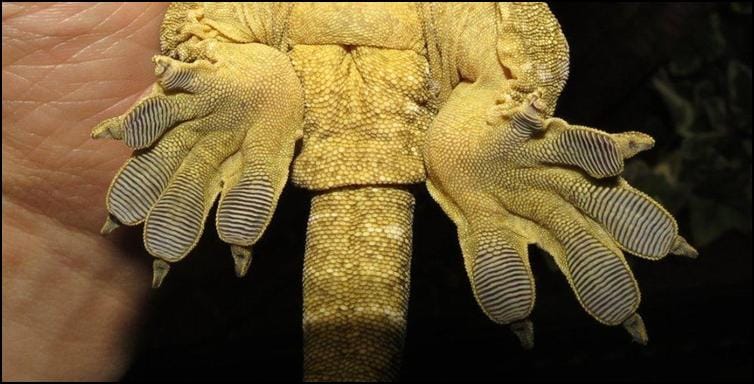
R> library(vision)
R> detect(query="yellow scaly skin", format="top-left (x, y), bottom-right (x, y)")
top-left (90, 3), bottom-right (698, 381)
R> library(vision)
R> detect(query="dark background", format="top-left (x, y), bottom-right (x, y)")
top-left (123, 3), bottom-right (752, 381)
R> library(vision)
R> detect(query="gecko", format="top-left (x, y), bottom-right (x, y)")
top-left (90, 3), bottom-right (698, 381)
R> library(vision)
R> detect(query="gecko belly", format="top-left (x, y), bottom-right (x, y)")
top-left (288, 44), bottom-right (435, 190)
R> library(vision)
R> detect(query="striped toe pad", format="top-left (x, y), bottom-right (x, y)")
top-left (144, 171), bottom-right (212, 262)
top-left (563, 231), bottom-right (639, 325)
top-left (471, 232), bottom-right (534, 325)
top-left (107, 131), bottom-right (194, 225)
top-left (217, 170), bottom-right (275, 246)
top-left (542, 127), bottom-right (624, 179)
top-left (571, 184), bottom-right (677, 259)
top-left (124, 97), bottom-right (175, 149)
top-left (108, 150), bottom-right (183, 225)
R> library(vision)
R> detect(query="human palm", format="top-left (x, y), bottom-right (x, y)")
top-left (2, 3), bottom-right (167, 380)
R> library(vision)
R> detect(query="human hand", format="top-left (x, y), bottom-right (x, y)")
top-left (2, 3), bottom-right (167, 380)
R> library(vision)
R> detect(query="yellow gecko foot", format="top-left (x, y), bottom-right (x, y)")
top-left (425, 86), bottom-right (696, 346)
top-left (92, 41), bottom-right (303, 285)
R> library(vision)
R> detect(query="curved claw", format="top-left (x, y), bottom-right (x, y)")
top-left (508, 90), bottom-right (546, 134)
top-left (99, 214), bottom-right (121, 236)
top-left (91, 116), bottom-right (124, 140)
top-left (152, 259), bottom-right (171, 289)
top-left (510, 319), bottom-right (534, 350)
top-left (622, 313), bottom-right (649, 345)
top-left (670, 236), bottom-right (698, 259)
top-left (612, 131), bottom-right (655, 159)
top-left (524, 89), bottom-right (547, 114)
top-left (231, 245), bottom-right (252, 278)
top-left (152, 55), bottom-right (214, 93)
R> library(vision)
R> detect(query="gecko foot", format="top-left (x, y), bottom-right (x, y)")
top-left (93, 42), bottom-right (303, 284)
top-left (425, 86), bottom-right (696, 341)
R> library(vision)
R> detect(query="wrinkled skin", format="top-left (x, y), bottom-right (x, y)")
top-left (2, 3), bottom-right (166, 380)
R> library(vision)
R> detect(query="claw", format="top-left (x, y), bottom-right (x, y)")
top-left (152, 56), bottom-right (169, 77)
top-left (622, 313), bottom-right (649, 345)
top-left (152, 54), bottom-right (213, 93)
top-left (99, 214), bottom-right (121, 235)
top-left (510, 319), bottom-right (534, 350)
top-left (152, 55), bottom-right (188, 91)
top-left (670, 235), bottom-right (698, 259)
top-left (524, 89), bottom-right (547, 114)
top-left (152, 259), bottom-right (171, 288)
top-left (230, 245), bottom-right (252, 278)
top-left (612, 131), bottom-right (655, 159)
top-left (514, 91), bottom-right (546, 133)
top-left (91, 117), bottom-right (123, 140)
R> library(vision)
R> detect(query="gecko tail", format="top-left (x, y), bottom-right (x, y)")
top-left (302, 186), bottom-right (414, 381)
